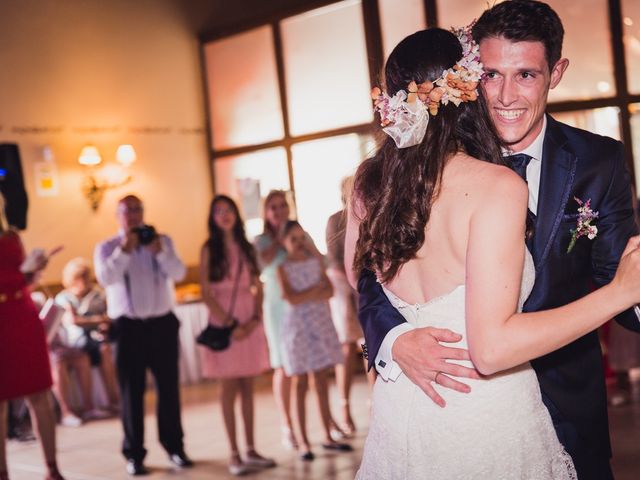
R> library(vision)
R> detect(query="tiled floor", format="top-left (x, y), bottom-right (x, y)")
top-left (6, 375), bottom-right (640, 479)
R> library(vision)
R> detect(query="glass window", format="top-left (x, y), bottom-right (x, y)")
top-left (552, 107), bottom-right (621, 140)
top-left (281, 0), bottom-right (373, 136)
top-left (436, 0), bottom-right (615, 101)
top-left (214, 148), bottom-right (290, 239)
top-left (379, 0), bottom-right (427, 59)
top-left (623, 0), bottom-right (640, 94)
top-left (291, 134), bottom-right (370, 252)
top-left (435, 0), bottom-right (486, 32)
top-left (203, 26), bottom-right (284, 150)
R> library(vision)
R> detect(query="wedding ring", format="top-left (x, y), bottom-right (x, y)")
top-left (434, 371), bottom-right (442, 384)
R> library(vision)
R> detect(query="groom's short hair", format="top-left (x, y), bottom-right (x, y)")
top-left (472, 0), bottom-right (564, 71)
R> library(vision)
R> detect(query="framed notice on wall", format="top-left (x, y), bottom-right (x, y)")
top-left (34, 149), bottom-right (59, 197)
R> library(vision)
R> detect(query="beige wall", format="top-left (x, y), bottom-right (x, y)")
top-left (0, 0), bottom-right (212, 284)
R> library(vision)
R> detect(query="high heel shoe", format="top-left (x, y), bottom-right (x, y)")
top-left (298, 442), bottom-right (315, 461)
top-left (45, 462), bottom-right (66, 480)
top-left (339, 398), bottom-right (357, 436)
top-left (329, 419), bottom-right (347, 441)
top-left (281, 425), bottom-right (299, 450)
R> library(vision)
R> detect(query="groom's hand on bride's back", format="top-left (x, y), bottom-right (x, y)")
top-left (393, 328), bottom-right (481, 408)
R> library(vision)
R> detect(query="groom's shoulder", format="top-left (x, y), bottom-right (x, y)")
top-left (548, 115), bottom-right (623, 159)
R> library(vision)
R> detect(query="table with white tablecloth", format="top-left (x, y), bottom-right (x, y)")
top-left (174, 301), bottom-right (210, 385)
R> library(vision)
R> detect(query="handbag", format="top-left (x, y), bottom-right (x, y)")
top-left (196, 257), bottom-right (243, 351)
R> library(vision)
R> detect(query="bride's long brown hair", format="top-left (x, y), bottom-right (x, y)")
top-left (353, 28), bottom-right (505, 283)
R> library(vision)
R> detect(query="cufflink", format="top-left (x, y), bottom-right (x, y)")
top-left (361, 343), bottom-right (368, 359)
top-left (378, 360), bottom-right (386, 368)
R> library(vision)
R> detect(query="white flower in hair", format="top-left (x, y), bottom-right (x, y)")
top-left (371, 23), bottom-right (483, 148)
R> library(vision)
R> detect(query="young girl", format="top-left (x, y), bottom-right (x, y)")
top-left (277, 220), bottom-right (351, 460)
top-left (199, 195), bottom-right (275, 476)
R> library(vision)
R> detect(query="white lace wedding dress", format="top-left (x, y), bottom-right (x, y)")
top-left (356, 251), bottom-right (577, 479)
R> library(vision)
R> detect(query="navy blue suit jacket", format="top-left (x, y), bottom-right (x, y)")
top-left (357, 115), bottom-right (640, 473)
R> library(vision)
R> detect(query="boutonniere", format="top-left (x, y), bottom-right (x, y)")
top-left (567, 197), bottom-right (599, 253)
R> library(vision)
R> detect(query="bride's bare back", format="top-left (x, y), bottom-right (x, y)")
top-left (383, 152), bottom-right (520, 305)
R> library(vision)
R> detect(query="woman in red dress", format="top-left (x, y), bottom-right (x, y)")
top-left (0, 194), bottom-right (65, 480)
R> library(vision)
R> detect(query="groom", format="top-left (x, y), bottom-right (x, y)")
top-left (357, 1), bottom-right (640, 479)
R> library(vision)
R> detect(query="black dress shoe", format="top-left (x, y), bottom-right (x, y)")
top-left (168, 451), bottom-right (194, 468)
top-left (126, 459), bottom-right (149, 476)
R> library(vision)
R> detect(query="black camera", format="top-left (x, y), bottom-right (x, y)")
top-left (132, 224), bottom-right (157, 245)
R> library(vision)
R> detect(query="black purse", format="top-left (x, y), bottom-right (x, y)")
top-left (196, 257), bottom-right (242, 352)
top-left (195, 319), bottom-right (238, 351)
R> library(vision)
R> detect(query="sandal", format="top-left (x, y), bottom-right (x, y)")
top-left (299, 451), bottom-right (315, 461)
top-left (228, 454), bottom-right (249, 476)
top-left (322, 441), bottom-right (353, 452)
top-left (45, 462), bottom-right (66, 480)
top-left (244, 449), bottom-right (276, 469)
top-left (281, 425), bottom-right (298, 450)
top-left (329, 420), bottom-right (347, 441)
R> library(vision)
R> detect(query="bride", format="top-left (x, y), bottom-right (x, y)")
top-left (345, 27), bottom-right (640, 479)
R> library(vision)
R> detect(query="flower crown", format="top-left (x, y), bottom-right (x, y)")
top-left (371, 25), bottom-right (483, 149)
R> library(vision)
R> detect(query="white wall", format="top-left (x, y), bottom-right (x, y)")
top-left (0, 0), bottom-right (212, 283)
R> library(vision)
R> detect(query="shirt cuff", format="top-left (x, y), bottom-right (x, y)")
top-left (155, 237), bottom-right (173, 262)
top-left (374, 322), bottom-right (415, 381)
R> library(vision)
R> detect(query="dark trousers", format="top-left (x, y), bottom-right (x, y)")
top-left (113, 312), bottom-right (184, 462)
top-left (542, 393), bottom-right (614, 480)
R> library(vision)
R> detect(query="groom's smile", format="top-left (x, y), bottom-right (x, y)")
top-left (479, 36), bottom-right (568, 152)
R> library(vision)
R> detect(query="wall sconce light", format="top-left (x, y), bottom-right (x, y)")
top-left (79, 144), bottom-right (135, 210)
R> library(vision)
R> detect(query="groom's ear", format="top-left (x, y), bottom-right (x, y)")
top-left (549, 58), bottom-right (569, 90)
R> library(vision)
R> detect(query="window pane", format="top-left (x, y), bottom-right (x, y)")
top-left (204, 26), bottom-right (284, 150)
top-left (214, 148), bottom-right (290, 238)
top-left (436, 0), bottom-right (615, 101)
top-left (291, 134), bottom-right (370, 252)
top-left (281, 0), bottom-right (373, 136)
top-left (552, 107), bottom-right (621, 140)
top-left (379, 0), bottom-right (427, 59)
top-left (623, 0), bottom-right (640, 94)
top-left (630, 104), bottom-right (640, 192)
top-left (435, 0), bottom-right (486, 31)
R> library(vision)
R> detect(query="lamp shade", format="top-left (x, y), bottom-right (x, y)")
top-left (116, 144), bottom-right (136, 166)
top-left (78, 145), bottom-right (102, 166)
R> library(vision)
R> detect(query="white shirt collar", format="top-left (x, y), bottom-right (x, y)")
top-left (511, 115), bottom-right (546, 163)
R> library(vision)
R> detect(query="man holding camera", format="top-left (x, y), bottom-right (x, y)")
top-left (94, 195), bottom-right (192, 476)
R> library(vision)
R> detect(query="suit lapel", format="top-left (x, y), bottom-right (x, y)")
top-left (533, 116), bottom-right (577, 271)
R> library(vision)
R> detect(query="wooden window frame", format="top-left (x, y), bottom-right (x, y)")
top-left (199, 0), bottom-right (638, 190)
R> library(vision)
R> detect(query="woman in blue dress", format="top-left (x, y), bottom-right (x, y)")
top-left (253, 190), bottom-right (296, 449)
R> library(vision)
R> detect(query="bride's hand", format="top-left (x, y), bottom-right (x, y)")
top-left (611, 235), bottom-right (640, 305)
top-left (392, 327), bottom-right (481, 408)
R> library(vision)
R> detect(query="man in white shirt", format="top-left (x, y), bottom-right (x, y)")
top-left (94, 195), bottom-right (192, 476)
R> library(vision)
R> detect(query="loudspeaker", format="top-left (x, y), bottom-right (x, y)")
top-left (0, 144), bottom-right (29, 230)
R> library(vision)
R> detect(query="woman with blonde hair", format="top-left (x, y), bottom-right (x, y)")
top-left (53, 257), bottom-right (119, 422)
top-left (0, 193), bottom-right (65, 480)
top-left (253, 190), bottom-right (297, 448)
